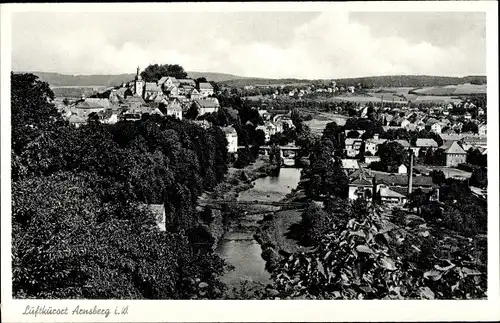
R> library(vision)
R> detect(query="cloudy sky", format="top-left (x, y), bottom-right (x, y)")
top-left (11, 11), bottom-right (486, 79)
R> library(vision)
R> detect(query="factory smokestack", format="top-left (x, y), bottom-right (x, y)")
top-left (407, 149), bottom-right (414, 196)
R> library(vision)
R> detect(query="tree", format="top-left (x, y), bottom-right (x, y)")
top-left (430, 170), bottom-right (446, 185)
top-left (377, 141), bottom-right (408, 173)
top-left (467, 148), bottom-right (487, 167)
top-left (269, 144), bottom-right (282, 171)
top-left (185, 102), bottom-right (199, 120)
top-left (346, 130), bottom-right (360, 138)
top-left (196, 77), bottom-right (208, 85)
top-left (301, 203), bottom-right (330, 245)
top-left (408, 189), bottom-right (427, 216)
top-left (469, 168), bottom-right (487, 188)
top-left (140, 64), bottom-right (188, 82)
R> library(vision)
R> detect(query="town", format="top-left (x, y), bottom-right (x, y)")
top-left (9, 8), bottom-right (491, 305)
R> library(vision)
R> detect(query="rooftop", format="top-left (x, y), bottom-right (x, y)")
top-left (374, 173), bottom-right (434, 187)
top-left (415, 138), bottom-right (438, 148)
top-left (443, 141), bottom-right (466, 155)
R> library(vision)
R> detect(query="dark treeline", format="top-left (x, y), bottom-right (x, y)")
top-left (11, 73), bottom-right (229, 299)
top-left (221, 75), bottom-right (486, 89)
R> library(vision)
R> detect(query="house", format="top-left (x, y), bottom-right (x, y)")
top-left (67, 114), bottom-right (87, 128)
top-left (164, 84), bottom-right (180, 97)
top-left (144, 82), bottom-right (163, 100)
top-left (74, 98), bottom-right (109, 113)
top-left (415, 120), bottom-right (425, 131)
top-left (125, 94), bottom-right (146, 110)
top-left (163, 77), bottom-right (180, 87)
top-left (400, 119), bottom-right (411, 129)
top-left (373, 173), bottom-right (435, 206)
top-left (393, 139), bottom-right (410, 149)
top-left (365, 137), bottom-right (387, 155)
top-left (414, 138), bottom-right (438, 156)
top-left (431, 122), bottom-right (442, 134)
top-left (442, 141), bottom-right (467, 167)
top-left (198, 82), bottom-right (214, 97)
top-left (193, 99), bottom-right (220, 115)
top-left (345, 138), bottom-right (363, 157)
top-left (187, 88), bottom-right (203, 100)
top-left (177, 79), bottom-right (196, 87)
top-left (97, 109), bottom-right (119, 124)
top-left (347, 168), bottom-right (374, 200)
top-left (222, 126), bottom-right (238, 153)
top-left (139, 204), bottom-right (166, 231)
top-left (478, 124), bottom-right (487, 137)
top-left (464, 112), bottom-right (472, 120)
top-left (461, 135), bottom-right (487, 149)
top-left (341, 159), bottom-right (360, 173)
top-left (477, 107), bottom-right (485, 116)
top-left (164, 100), bottom-right (183, 120)
top-left (364, 155), bottom-right (381, 164)
top-left (397, 164), bottom-right (407, 174)
top-left (178, 84), bottom-right (195, 95)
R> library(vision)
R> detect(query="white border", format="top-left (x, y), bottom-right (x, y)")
top-left (1, 2), bottom-right (499, 322)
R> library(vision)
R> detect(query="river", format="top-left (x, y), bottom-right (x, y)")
top-left (215, 167), bottom-right (302, 292)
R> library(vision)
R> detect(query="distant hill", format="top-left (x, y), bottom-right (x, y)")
top-left (220, 75), bottom-right (487, 88)
top-left (17, 71), bottom-right (486, 89)
top-left (17, 71), bottom-right (248, 87)
top-left (187, 71), bottom-right (248, 83)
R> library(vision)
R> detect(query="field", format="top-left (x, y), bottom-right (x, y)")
top-left (305, 112), bottom-right (347, 135)
top-left (410, 84), bottom-right (486, 96)
top-left (51, 85), bottom-right (109, 98)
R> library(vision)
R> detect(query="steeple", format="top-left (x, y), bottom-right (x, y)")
top-left (135, 66), bottom-right (142, 81)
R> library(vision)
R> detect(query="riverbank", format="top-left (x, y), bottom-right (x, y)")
top-left (254, 187), bottom-right (312, 273)
top-left (197, 155), bottom-right (273, 249)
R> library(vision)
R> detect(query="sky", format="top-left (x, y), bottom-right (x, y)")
top-left (11, 11), bottom-right (486, 79)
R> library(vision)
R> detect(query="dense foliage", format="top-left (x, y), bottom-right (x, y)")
top-left (11, 73), bottom-right (230, 299)
top-left (271, 204), bottom-right (486, 300)
top-left (140, 64), bottom-right (188, 82)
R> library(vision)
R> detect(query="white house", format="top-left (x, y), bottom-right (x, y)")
top-left (222, 126), bottom-right (238, 153)
top-left (198, 82), bottom-right (214, 97)
top-left (345, 138), bottom-right (363, 157)
top-left (194, 99), bottom-right (220, 116)
top-left (165, 100), bottom-right (183, 120)
top-left (431, 122), bottom-right (442, 134)
top-left (478, 124), bottom-right (487, 137)
top-left (365, 135), bottom-right (387, 155)
top-left (401, 119), bottom-right (411, 129)
top-left (341, 159), bottom-right (360, 172)
top-left (397, 164), bottom-right (407, 174)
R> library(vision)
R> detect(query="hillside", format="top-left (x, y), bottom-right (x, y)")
top-left (19, 71), bottom-right (248, 87)
top-left (220, 75), bottom-right (487, 88)
top-left (17, 71), bottom-right (487, 89)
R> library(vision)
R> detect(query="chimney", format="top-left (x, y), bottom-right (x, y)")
top-left (407, 149), bottom-right (414, 196)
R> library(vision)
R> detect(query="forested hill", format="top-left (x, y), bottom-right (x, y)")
top-left (220, 75), bottom-right (487, 88)
top-left (19, 71), bottom-right (248, 87)
top-left (19, 71), bottom-right (486, 88)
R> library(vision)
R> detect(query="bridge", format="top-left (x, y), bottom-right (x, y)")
top-left (237, 144), bottom-right (301, 159)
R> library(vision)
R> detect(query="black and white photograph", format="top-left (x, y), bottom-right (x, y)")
top-left (1, 1), bottom-right (499, 322)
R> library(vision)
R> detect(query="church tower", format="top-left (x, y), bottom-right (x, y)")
top-left (134, 66), bottom-right (144, 97)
